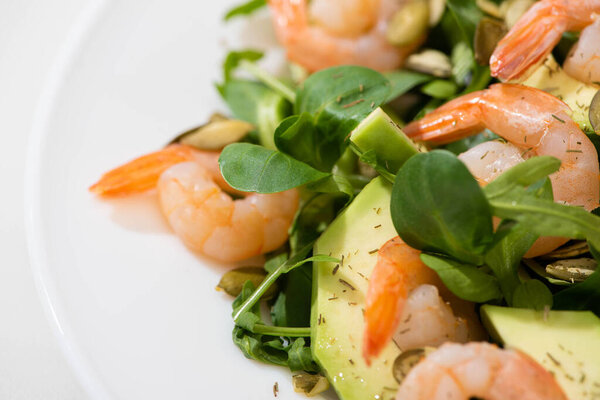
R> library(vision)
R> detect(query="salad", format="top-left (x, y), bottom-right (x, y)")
top-left (90, 0), bottom-right (600, 399)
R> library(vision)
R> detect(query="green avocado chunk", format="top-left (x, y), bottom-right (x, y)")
top-left (522, 55), bottom-right (597, 133)
top-left (481, 305), bottom-right (600, 400)
top-left (312, 177), bottom-right (400, 400)
top-left (349, 108), bottom-right (419, 173)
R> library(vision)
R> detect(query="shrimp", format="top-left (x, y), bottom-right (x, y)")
top-left (395, 342), bottom-right (567, 400)
top-left (362, 237), bottom-right (484, 364)
top-left (403, 83), bottom-right (600, 256)
top-left (90, 145), bottom-right (299, 262)
top-left (267, 0), bottom-right (419, 72)
top-left (490, 0), bottom-right (600, 84)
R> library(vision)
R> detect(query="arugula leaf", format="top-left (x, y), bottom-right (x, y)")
top-left (239, 60), bottom-right (296, 103)
top-left (274, 113), bottom-right (340, 171)
top-left (287, 338), bottom-right (319, 372)
top-left (420, 253), bottom-right (502, 302)
top-left (219, 143), bottom-right (330, 193)
top-left (512, 280), bottom-right (553, 311)
top-left (223, 50), bottom-right (263, 82)
top-left (232, 282), bottom-right (319, 372)
top-left (271, 264), bottom-right (313, 327)
top-left (485, 222), bottom-right (538, 304)
top-left (391, 150), bottom-right (494, 264)
top-left (385, 70), bottom-right (432, 101)
top-left (232, 242), bottom-right (338, 324)
top-left (296, 66), bottom-right (391, 143)
top-left (224, 0), bottom-right (266, 21)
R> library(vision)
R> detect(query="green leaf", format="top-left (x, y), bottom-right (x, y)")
top-left (274, 113), bottom-right (340, 171)
top-left (445, 0), bottom-right (484, 49)
top-left (296, 66), bottom-right (391, 144)
top-left (420, 253), bottom-right (502, 302)
top-left (485, 222), bottom-right (539, 304)
top-left (391, 150), bottom-right (494, 264)
top-left (483, 156), bottom-right (562, 199)
top-left (271, 264), bottom-right (313, 327)
top-left (421, 80), bottom-right (458, 99)
top-left (451, 42), bottom-right (473, 85)
top-left (512, 280), bottom-right (554, 311)
top-left (306, 175), bottom-right (354, 199)
top-left (219, 143), bottom-right (330, 193)
top-left (486, 186), bottom-right (600, 252)
top-left (384, 70), bottom-right (432, 101)
top-left (223, 50), bottom-right (263, 82)
top-left (224, 0), bottom-right (266, 21)
top-left (288, 194), bottom-right (342, 253)
top-left (232, 242), bottom-right (338, 324)
top-left (287, 338), bottom-right (319, 372)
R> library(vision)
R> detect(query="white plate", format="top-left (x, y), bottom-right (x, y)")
top-left (25, 1), bottom-right (332, 399)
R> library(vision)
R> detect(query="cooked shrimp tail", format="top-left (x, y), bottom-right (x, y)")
top-left (404, 83), bottom-right (600, 256)
top-left (490, 0), bottom-right (600, 82)
top-left (89, 144), bottom-right (196, 196)
top-left (362, 237), bottom-right (478, 364)
top-left (396, 342), bottom-right (567, 400)
top-left (363, 237), bottom-right (418, 364)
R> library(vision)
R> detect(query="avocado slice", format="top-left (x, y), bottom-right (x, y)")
top-left (349, 108), bottom-right (419, 173)
top-left (522, 55), bottom-right (597, 133)
top-left (481, 305), bottom-right (600, 399)
top-left (312, 177), bottom-right (400, 400)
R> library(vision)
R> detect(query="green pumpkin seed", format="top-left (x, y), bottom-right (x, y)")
top-left (475, 18), bottom-right (508, 65)
top-left (292, 373), bottom-right (330, 397)
top-left (217, 267), bottom-right (278, 300)
top-left (546, 258), bottom-right (597, 283)
top-left (392, 347), bottom-right (435, 384)
top-left (386, 0), bottom-right (430, 47)
top-left (170, 113), bottom-right (253, 150)
top-left (540, 241), bottom-right (590, 260)
top-left (405, 49), bottom-right (452, 78)
top-left (500, 0), bottom-right (535, 28)
top-left (590, 90), bottom-right (600, 134)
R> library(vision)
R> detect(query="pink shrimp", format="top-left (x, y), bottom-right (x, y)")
top-left (396, 342), bottom-right (567, 400)
top-left (90, 145), bottom-right (299, 262)
top-left (404, 83), bottom-right (599, 257)
top-left (362, 237), bottom-right (483, 364)
top-left (267, 0), bottom-right (420, 72)
top-left (490, 0), bottom-right (600, 83)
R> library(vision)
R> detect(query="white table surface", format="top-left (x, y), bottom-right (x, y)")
top-left (0, 0), bottom-right (91, 398)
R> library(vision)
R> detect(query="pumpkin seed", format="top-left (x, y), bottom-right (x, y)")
top-left (405, 49), bottom-right (452, 78)
top-left (392, 347), bottom-right (435, 384)
top-left (540, 241), bottom-right (590, 260)
top-left (170, 113), bottom-right (253, 150)
top-left (217, 267), bottom-right (278, 300)
top-left (292, 373), bottom-right (330, 397)
top-left (476, 0), bottom-right (502, 18)
top-left (546, 258), bottom-right (597, 283)
top-left (428, 0), bottom-right (446, 26)
top-left (500, 0), bottom-right (535, 28)
top-left (474, 18), bottom-right (508, 65)
top-left (590, 89), bottom-right (600, 133)
top-left (386, 0), bottom-right (430, 47)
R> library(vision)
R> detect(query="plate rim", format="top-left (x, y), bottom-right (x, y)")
top-left (24, 1), bottom-right (114, 398)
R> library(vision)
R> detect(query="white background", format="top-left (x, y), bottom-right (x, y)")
top-left (0, 0), bottom-right (91, 398)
